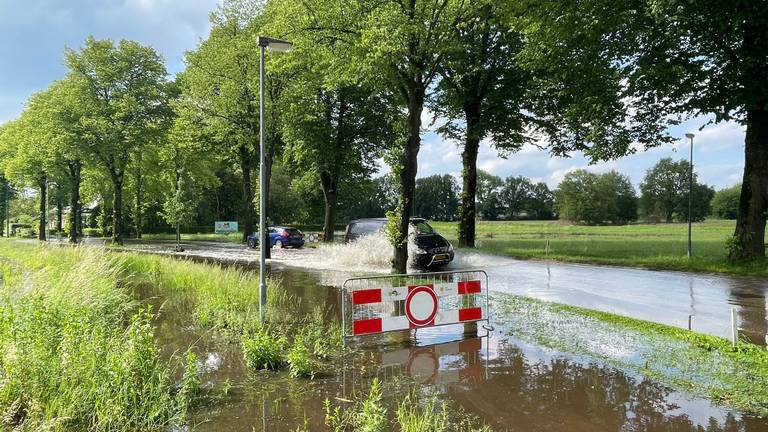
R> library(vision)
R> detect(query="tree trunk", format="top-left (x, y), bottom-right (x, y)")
top-left (56, 200), bottom-right (63, 233)
top-left (135, 169), bottom-right (143, 239)
top-left (111, 171), bottom-right (124, 245)
top-left (459, 101), bottom-right (482, 248)
top-left (392, 84), bottom-right (424, 273)
top-left (37, 176), bottom-right (47, 241)
top-left (263, 151), bottom-right (273, 259)
top-left (68, 162), bottom-right (81, 243)
top-left (665, 210), bottom-right (674, 224)
top-left (239, 145), bottom-right (255, 244)
top-left (320, 172), bottom-right (338, 242)
top-left (730, 106), bottom-right (768, 260)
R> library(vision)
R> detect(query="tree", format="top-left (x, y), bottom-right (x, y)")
top-left (500, 176), bottom-right (533, 219)
top-left (512, 0), bottom-right (768, 259)
top-left (678, 183), bottom-right (716, 223)
top-left (299, 0), bottom-right (469, 272)
top-left (179, 1), bottom-right (289, 249)
top-left (0, 115), bottom-right (54, 241)
top-left (527, 182), bottom-right (555, 220)
top-left (27, 79), bottom-right (91, 243)
top-left (278, 34), bottom-right (396, 240)
top-left (432, 1), bottom-right (531, 247)
top-left (556, 170), bottom-right (637, 225)
top-left (712, 185), bottom-right (741, 220)
top-left (640, 158), bottom-right (712, 223)
top-left (414, 175), bottom-right (460, 221)
top-left (476, 170), bottom-right (504, 220)
top-left (65, 37), bottom-right (170, 244)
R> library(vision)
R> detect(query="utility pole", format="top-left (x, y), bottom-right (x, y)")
top-left (685, 133), bottom-right (695, 258)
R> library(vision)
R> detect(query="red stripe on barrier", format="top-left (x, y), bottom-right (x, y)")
top-left (352, 289), bottom-right (382, 305)
top-left (457, 280), bottom-right (481, 295)
top-left (458, 307), bottom-right (482, 322)
top-left (353, 318), bottom-right (382, 335)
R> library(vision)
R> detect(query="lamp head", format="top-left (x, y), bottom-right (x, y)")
top-left (685, 133), bottom-right (695, 139)
top-left (257, 36), bottom-right (293, 53)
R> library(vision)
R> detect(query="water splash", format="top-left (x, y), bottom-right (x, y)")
top-left (288, 232), bottom-right (422, 274)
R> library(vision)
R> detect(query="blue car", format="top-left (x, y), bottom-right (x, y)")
top-left (247, 227), bottom-right (305, 249)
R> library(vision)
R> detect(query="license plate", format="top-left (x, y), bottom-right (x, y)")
top-left (434, 254), bottom-right (449, 261)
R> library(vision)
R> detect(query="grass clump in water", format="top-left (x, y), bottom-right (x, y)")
top-left (242, 326), bottom-right (286, 370)
top-left (322, 379), bottom-right (492, 432)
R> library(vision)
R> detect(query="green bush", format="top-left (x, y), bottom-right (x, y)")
top-left (242, 327), bottom-right (285, 371)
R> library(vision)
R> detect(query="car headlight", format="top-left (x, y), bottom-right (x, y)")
top-left (414, 247), bottom-right (428, 254)
top-left (447, 243), bottom-right (453, 252)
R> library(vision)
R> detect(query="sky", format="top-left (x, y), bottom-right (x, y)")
top-left (0, 0), bottom-right (745, 191)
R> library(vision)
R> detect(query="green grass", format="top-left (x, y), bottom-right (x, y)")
top-left (0, 243), bottom-right (190, 431)
top-left (496, 294), bottom-right (768, 416)
top-left (431, 219), bottom-right (768, 276)
top-left (140, 232), bottom-right (244, 243)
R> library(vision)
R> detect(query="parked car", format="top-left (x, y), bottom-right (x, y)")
top-left (247, 227), bottom-right (305, 249)
top-left (344, 217), bottom-right (454, 268)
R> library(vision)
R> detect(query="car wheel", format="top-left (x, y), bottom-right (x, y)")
top-left (247, 239), bottom-right (255, 249)
top-left (275, 239), bottom-right (284, 249)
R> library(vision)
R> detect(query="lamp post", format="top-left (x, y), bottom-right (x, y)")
top-left (257, 36), bottom-right (292, 322)
top-left (685, 132), bottom-right (695, 258)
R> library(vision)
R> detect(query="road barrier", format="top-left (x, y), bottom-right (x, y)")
top-left (341, 270), bottom-right (490, 340)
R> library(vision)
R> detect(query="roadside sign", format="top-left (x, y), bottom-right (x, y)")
top-left (341, 270), bottom-right (489, 339)
top-left (214, 221), bottom-right (238, 234)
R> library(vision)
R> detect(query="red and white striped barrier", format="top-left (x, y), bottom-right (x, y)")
top-left (341, 270), bottom-right (489, 338)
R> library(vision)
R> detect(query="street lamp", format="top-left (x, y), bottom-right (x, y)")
top-left (685, 132), bottom-right (695, 258)
top-left (257, 36), bottom-right (292, 322)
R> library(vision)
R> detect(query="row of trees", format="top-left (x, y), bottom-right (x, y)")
top-left (2, 0), bottom-right (766, 271)
top-left (406, 156), bottom-right (734, 225)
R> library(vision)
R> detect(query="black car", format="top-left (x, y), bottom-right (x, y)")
top-left (344, 217), bottom-right (454, 268)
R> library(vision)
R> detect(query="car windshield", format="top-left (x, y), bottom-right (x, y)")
top-left (352, 221), bottom-right (385, 235)
top-left (412, 221), bottom-right (435, 235)
top-left (286, 228), bottom-right (302, 236)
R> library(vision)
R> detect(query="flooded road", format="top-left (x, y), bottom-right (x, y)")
top-left (140, 262), bottom-right (767, 431)
top-left (123, 238), bottom-right (768, 346)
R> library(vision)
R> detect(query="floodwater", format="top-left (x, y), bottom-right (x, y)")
top-left (139, 261), bottom-right (768, 431)
top-left (124, 236), bottom-right (768, 346)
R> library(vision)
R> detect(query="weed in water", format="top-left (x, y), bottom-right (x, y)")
top-left (175, 349), bottom-right (202, 419)
top-left (287, 335), bottom-right (315, 379)
top-left (242, 327), bottom-right (286, 371)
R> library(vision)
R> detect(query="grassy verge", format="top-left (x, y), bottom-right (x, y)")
top-left (121, 251), bottom-right (343, 377)
top-left (139, 232), bottom-right (243, 243)
top-left (430, 220), bottom-right (768, 277)
top-left (495, 294), bottom-right (768, 416)
top-left (0, 242), bottom-right (197, 431)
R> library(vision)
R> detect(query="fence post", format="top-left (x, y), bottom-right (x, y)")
top-left (731, 307), bottom-right (738, 348)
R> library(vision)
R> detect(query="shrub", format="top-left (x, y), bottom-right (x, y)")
top-left (175, 349), bottom-right (202, 419)
top-left (287, 335), bottom-right (314, 378)
top-left (242, 327), bottom-right (285, 371)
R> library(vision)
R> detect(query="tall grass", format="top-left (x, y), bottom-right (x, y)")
top-left (122, 253), bottom-right (296, 334)
top-left (0, 245), bottom-right (185, 430)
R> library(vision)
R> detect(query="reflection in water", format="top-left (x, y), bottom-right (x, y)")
top-left (728, 279), bottom-right (768, 346)
top-left (138, 265), bottom-right (768, 432)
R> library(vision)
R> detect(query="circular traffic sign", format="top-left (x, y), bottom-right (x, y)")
top-left (405, 285), bottom-right (438, 327)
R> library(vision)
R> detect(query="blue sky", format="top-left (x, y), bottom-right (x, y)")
top-left (0, 0), bottom-right (745, 191)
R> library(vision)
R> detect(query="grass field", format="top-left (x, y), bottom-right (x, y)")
top-left (431, 219), bottom-right (768, 277)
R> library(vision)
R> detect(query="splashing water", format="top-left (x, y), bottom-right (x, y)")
top-left (292, 231), bottom-right (422, 274)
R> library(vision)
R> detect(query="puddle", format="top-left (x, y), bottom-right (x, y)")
top-left (135, 264), bottom-right (766, 431)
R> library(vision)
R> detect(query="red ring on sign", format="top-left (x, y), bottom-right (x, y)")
top-left (405, 285), bottom-right (438, 326)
